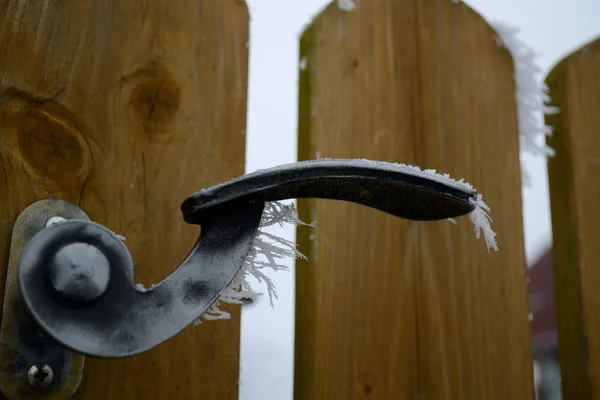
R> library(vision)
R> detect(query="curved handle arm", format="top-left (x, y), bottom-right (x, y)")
top-left (182, 159), bottom-right (476, 223)
top-left (19, 197), bottom-right (264, 358)
top-left (18, 159), bottom-right (477, 358)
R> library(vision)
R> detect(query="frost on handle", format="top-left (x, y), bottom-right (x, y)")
top-left (468, 194), bottom-right (498, 252)
top-left (359, 159), bottom-right (498, 252)
top-left (196, 201), bottom-right (314, 323)
top-left (195, 161), bottom-right (499, 323)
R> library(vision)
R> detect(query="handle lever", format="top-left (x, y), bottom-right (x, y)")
top-left (181, 158), bottom-right (475, 222)
top-left (18, 159), bottom-right (477, 358)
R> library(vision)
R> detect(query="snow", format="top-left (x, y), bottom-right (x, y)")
top-left (198, 201), bottom-right (314, 321)
top-left (299, 57), bottom-right (307, 70)
top-left (207, 158), bottom-right (476, 194)
top-left (45, 216), bottom-right (66, 227)
top-left (468, 194), bottom-right (498, 252)
top-left (350, 158), bottom-right (476, 192)
top-left (134, 282), bottom-right (156, 292)
top-left (337, 0), bottom-right (356, 12)
top-left (493, 22), bottom-right (560, 185)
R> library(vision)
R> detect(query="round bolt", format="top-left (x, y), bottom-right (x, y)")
top-left (27, 364), bottom-right (53, 388)
top-left (48, 242), bottom-right (111, 303)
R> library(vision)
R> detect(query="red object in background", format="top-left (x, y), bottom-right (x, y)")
top-left (528, 249), bottom-right (557, 353)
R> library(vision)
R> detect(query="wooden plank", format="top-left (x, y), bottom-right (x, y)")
top-left (545, 36), bottom-right (600, 400)
top-left (0, 1), bottom-right (249, 399)
top-left (294, 1), bottom-right (533, 398)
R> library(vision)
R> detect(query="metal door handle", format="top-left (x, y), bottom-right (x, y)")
top-left (16, 159), bottom-right (478, 358)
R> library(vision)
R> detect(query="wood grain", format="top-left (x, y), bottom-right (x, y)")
top-left (0, 1), bottom-right (249, 399)
top-left (546, 36), bottom-right (600, 400)
top-left (295, 1), bottom-right (533, 399)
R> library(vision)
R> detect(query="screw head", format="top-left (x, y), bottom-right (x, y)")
top-left (27, 364), bottom-right (53, 388)
top-left (48, 242), bottom-right (111, 303)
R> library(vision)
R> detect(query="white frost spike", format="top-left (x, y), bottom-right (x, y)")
top-left (46, 216), bottom-right (67, 227)
top-left (299, 57), bottom-right (308, 70)
top-left (337, 0), bottom-right (356, 12)
top-left (134, 282), bottom-right (156, 292)
top-left (492, 22), bottom-right (559, 186)
top-left (198, 201), bottom-right (314, 322)
top-left (468, 194), bottom-right (498, 252)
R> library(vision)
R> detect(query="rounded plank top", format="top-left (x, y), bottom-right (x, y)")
top-left (295, 1), bottom-right (531, 399)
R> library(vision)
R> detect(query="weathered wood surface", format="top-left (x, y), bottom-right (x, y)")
top-left (546, 36), bottom-right (600, 400)
top-left (0, 1), bottom-right (249, 399)
top-left (295, 1), bottom-right (533, 399)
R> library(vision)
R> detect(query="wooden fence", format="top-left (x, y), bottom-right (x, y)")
top-left (0, 0), bottom-right (598, 399)
top-left (0, 1), bottom-right (249, 399)
top-left (546, 36), bottom-right (600, 400)
top-left (295, 1), bottom-right (531, 399)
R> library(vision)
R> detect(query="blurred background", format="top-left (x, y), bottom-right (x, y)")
top-left (239, 1), bottom-right (600, 399)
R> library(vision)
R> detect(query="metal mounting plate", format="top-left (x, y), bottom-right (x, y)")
top-left (0, 200), bottom-right (87, 400)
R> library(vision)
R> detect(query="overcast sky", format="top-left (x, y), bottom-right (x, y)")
top-left (239, 1), bottom-right (600, 399)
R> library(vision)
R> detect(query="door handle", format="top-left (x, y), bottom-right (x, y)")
top-left (14, 159), bottom-right (485, 359)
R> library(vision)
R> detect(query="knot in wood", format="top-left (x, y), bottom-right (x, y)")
top-left (129, 74), bottom-right (180, 138)
top-left (19, 118), bottom-right (86, 180)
